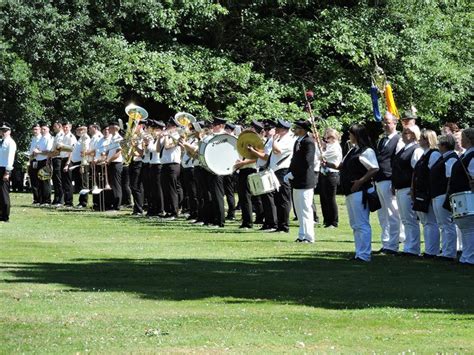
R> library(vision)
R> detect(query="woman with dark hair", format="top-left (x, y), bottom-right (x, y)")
top-left (325, 124), bottom-right (379, 261)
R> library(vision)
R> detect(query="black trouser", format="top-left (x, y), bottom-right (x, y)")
top-left (129, 161), bottom-right (143, 213)
top-left (320, 172), bottom-right (339, 227)
top-left (28, 160), bottom-right (40, 203)
top-left (238, 168), bottom-right (256, 227)
top-left (162, 163), bottom-right (180, 216)
top-left (312, 171), bottom-right (319, 222)
top-left (261, 192), bottom-right (278, 229)
top-left (37, 160), bottom-right (51, 204)
top-left (148, 163), bottom-right (163, 216)
top-left (207, 172), bottom-right (225, 226)
top-left (108, 162), bottom-right (123, 210)
top-left (252, 195), bottom-right (264, 223)
top-left (195, 167), bottom-right (210, 223)
top-left (141, 163), bottom-right (151, 209)
top-left (182, 167), bottom-right (198, 218)
top-left (61, 158), bottom-right (73, 206)
top-left (71, 161), bottom-right (88, 207)
top-left (51, 158), bottom-right (63, 204)
top-left (0, 167), bottom-right (10, 221)
top-left (223, 174), bottom-right (236, 218)
top-left (273, 168), bottom-right (291, 232)
top-left (121, 165), bottom-right (131, 206)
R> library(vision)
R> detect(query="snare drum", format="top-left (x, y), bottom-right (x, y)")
top-left (450, 191), bottom-right (474, 219)
top-left (248, 169), bottom-right (280, 196)
top-left (198, 133), bottom-right (239, 176)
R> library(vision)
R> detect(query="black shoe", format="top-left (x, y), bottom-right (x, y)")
top-left (226, 215), bottom-right (236, 221)
top-left (400, 252), bottom-right (419, 258)
top-left (254, 219), bottom-right (264, 224)
top-left (422, 253), bottom-right (436, 259)
top-left (239, 224), bottom-right (252, 229)
top-left (294, 238), bottom-right (303, 242)
top-left (437, 256), bottom-right (456, 262)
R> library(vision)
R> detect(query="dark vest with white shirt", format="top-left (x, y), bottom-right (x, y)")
top-left (391, 143), bottom-right (419, 189)
top-left (429, 151), bottom-right (458, 198)
top-left (413, 149), bottom-right (437, 199)
top-left (375, 133), bottom-right (400, 182)
top-left (340, 147), bottom-right (372, 196)
top-left (447, 150), bottom-right (474, 195)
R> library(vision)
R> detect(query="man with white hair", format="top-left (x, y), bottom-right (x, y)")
top-left (374, 112), bottom-right (405, 254)
top-left (392, 124), bottom-right (424, 256)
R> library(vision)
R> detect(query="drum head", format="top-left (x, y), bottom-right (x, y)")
top-left (202, 134), bottom-right (238, 175)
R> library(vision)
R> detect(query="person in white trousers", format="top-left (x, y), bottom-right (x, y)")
top-left (325, 124), bottom-right (379, 261)
top-left (285, 120), bottom-right (316, 243)
top-left (392, 125), bottom-right (424, 256)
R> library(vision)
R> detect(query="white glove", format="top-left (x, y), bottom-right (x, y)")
top-left (283, 172), bottom-right (294, 183)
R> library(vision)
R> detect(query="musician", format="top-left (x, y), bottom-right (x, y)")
top-left (66, 126), bottom-right (90, 208)
top-left (127, 121), bottom-right (145, 216)
top-left (140, 120), bottom-right (152, 214)
top-left (319, 128), bottom-right (342, 228)
top-left (206, 117), bottom-right (228, 227)
top-left (107, 122), bottom-right (123, 211)
top-left (266, 118), bottom-right (295, 233)
top-left (374, 112), bottom-right (405, 254)
top-left (392, 125), bottom-right (424, 256)
top-left (327, 124), bottom-right (379, 261)
top-left (233, 120), bottom-right (262, 229)
top-left (412, 129), bottom-right (441, 258)
top-left (50, 121), bottom-right (65, 206)
top-left (146, 120), bottom-right (165, 217)
top-left (27, 123), bottom-right (41, 205)
top-left (33, 123), bottom-right (54, 206)
top-left (59, 122), bottom-right (77, 208)
top-left (284, 120), bottom-right (315, 243)
top-left (223, 122), bottom-right (237, 220)
top-left (447, 128), bottom-right (474, 264)
top-left (179, 126), bottom-right (200, 221)
top-left (159, 117), bottom-right (182, 219)
top-left (0, 122), bottom-right (17, 222)
top-left (430, 134), bottom-right (459, 260)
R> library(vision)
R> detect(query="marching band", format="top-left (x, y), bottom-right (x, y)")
top-left (0, 107), bottom-right (473, 265)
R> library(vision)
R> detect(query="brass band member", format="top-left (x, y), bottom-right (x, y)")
top-left (66, 126), bottom-right (90, 208)
top-left (27, 123), bottom-right (41, 205)
top-left (128, 121), bottom-right (145, 216)
top-left (0, 122), bottom-right (17, 222)
top-left (179, 125), bottom-right (200, 221)
top-left (33, 123), bottom-right (54, 206)
top-left (146, 120), bottom-right (166, 217)
top-left (50, 121), bottom-right (65, 206)
top-left (107, 122), bottom-right (123, 211)
top-left (223, 123), bottom-right (237, 221)
top-left (59, 122), bottom-right (77, 207)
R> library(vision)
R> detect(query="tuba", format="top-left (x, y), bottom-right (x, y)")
top-left (122, 103), bottom-right (148, 166)
top-left (174, 112), bottom-right (201, 136)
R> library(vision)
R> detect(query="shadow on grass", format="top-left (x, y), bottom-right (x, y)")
top-left (2, 253), bottom-right (473, 313)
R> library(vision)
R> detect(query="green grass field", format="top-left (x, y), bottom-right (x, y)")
top-left (1, 193), bottom-right (473, 354)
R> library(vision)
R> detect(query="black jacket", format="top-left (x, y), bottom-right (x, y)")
top-left (289, 134), bottom-right (315, 189)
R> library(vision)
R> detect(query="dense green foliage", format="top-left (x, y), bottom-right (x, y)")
top-left (0, 0), bottom-right (472, 149)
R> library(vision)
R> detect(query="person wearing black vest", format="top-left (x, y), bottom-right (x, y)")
top-left (412, 129), bottom-right (441, 257)
top-left (285, 120), bottom-right (315, 243)
top-left (326, 124), bottom-right (379, 261)
top-left (392, 125), bottom-right (424, 256)
top-left (430, 134), bottom-right (459, 260)
top-left (447, 128), bottom-right (474, 264)
top-left (375, 112), bottom-right (405, 254)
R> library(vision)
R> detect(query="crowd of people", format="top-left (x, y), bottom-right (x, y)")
top-left (0, 111), bottom-right (472, 265)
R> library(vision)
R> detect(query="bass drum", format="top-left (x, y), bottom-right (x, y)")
top-left (199, 133), bottom-right (239, 176)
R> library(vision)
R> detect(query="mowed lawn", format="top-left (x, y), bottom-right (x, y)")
top-left (1, 193), bottom-right (473, 354)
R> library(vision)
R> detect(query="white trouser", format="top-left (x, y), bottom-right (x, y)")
top-left (456, 226), bottom-right (463, 251)
top-left (416, 204), bottom-right (440, 256)
top-left (396, 187), bottom-right (421, 255)
top-left (432, 195), bottom-right (457, 258)
top-left (293, 188), bottom-right (315, 242)
top-left (455, 216), bottom-right (474, 264)
top-left (346, 191), bottom-right (371, 261)
top-left (376, 180), bottom-right (404, 251)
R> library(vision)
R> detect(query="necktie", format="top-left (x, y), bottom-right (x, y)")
top-left (378, 136), bottom-right (388, 150)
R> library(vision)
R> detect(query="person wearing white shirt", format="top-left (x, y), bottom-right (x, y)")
top-left (49, 121), bottom-right (65, 205)
top-left (447, 128), bottom-right (474, 265)
top-left (392, 125), bottom-right (424, 256)
top-left (58, 122), bottom-right (77, 207)
top-left (222, 123), bottom-right (238, 221)
top-left (146, 120), bottom-right (166, 217)
top-left (267, 118), bottom-right (295, 233)
top-left (66, 126), bottom-right (90, 208)
top-left (374, 112), bottom-right (406, 254)
top-left (411, 130), bottom-right (441, 257)
top-left (327, 124), bottom-right (379, 261)
top-left (319, 128), bottom-right (343, 228)
top-left (233, 120), bottom-right (262, 229)
top-left (107, 122), bottom-right (124, 210)
top-left (160, 118), bottom-right (182, 219)
top-left (27, 123), bottom-right (42, 204)
top-left (429, 134), bottom-right (459, 260)
top-left (248, 121), bottom-right (278, 231)
top-left (0, 122), bottom-right (17, 222)
top-left (32, 123), bottom-right (54, 205)
top-left (179, 130), bottom-right (200, 221)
